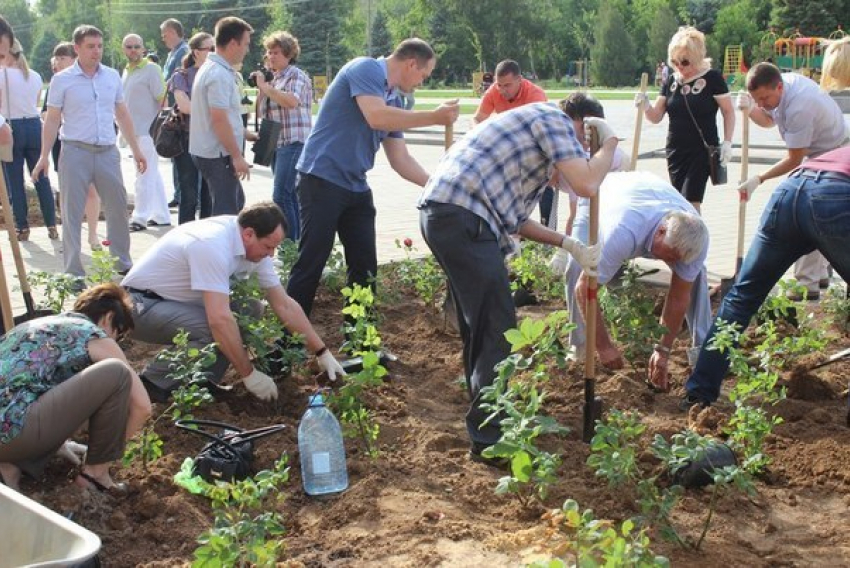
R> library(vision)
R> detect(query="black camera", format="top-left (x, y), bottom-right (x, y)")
top-left (247, 64), bottom-right (274, 87)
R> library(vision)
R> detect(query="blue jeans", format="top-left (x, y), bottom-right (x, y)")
top-left (686, 171), bottom-right (850, 402)
top-left (271, 142), bottom-right (303, 241)
top-left (3, 117), bottom-right (55, 230)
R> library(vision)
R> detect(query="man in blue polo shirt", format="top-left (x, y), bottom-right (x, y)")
top-left (286, 38), bottom-right (459, 317)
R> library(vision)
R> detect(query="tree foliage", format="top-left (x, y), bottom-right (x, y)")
top-left (291, 0), bottom-right (350, 79)
top-left (590, 3), bottom-right (637, 87)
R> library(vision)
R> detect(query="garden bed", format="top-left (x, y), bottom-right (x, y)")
top-left (15, 260), bottom-right (850, 567)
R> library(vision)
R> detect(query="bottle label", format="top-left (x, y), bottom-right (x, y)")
top-left (312, 452), bottom-right (331, 474)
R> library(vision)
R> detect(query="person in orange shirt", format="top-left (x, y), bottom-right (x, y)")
top-left (472, 59), bottom-right (547, 124)
top-left (473, 60), bottom-right (554, 226)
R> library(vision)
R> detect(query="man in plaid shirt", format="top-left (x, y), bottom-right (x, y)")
top-left (418, 102), bottom-right (618, 464)
top-left (253, 31), bottom-right (312, 241)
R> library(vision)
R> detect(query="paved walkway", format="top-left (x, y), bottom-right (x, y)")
top-left (1, 99), bottom-right (841, 316)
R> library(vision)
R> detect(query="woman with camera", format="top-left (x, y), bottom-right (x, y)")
top-left (252, 31), bottom-right (313, 241)
top-left (170, 32), bottom-right (214, 224)
top-left (0, 283), bottom-right (151, 493)
top-left (636, 27), bottom-right (735, 213)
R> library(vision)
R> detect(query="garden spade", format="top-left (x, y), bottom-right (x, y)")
top-left (583, 126), bottom-right (604, 443)
top-left (629, 73), bottom-right (649, 171)
top-left (0, 167), bottom-right (52, 324)
top-left (720, 107), bottom-right (750, 297)
top-left (809, 347), bottom-right (850, 371)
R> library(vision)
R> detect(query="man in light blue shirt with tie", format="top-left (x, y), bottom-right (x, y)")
top-left (33, 24), bottom-right (147, 280)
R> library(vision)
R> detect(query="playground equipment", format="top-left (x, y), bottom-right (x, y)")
top-left (724, 27), bottom-right (846, 88)
top-left (472, 71), bottom-right (493, 97)
top-left (769, 27), bottom-right (845, 81)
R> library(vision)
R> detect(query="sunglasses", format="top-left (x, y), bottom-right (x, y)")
top-left (123, 44), bottom-right (142, 49)
top-left (195, 46), bottom-right (214, 52)
top-left (671, 58), bottom-right (691, 67)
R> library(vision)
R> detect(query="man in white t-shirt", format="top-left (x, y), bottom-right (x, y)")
top-left (121, 202), bottom-right (345, 402)
top-left (566, 172), bottom-right (711, 390)
top-left (736, 63), bottom-right (848, 300)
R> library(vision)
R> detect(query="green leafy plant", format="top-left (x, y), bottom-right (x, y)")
top-left (231, 274), bottom-right (306, 376)
top-left (652, 431), bottom-right (756, 550)
top-left (508, 241), bottom-right (561, 301)
top-left (321, 241), bottom-right (348, 292)
top-left (588, 410), bottom-right (683, 545)
top-left (529, 499), bottom-right (669, 567)
top-left (191, 455), bottom-right (290, 567)
top-left (598, 262), bottom-right (667, 373)
top-left (274, 238), bottom-right (300, 286)
top-left (480, 365), bottom-right (569, 506)
top-left (389, 237), bottom-right (446, 311)
top-left (822, 284), bottom-right (850, 331)
top-left (123, 330), bottom-right (216, 472)
top-left (478, 314), bottom-right (574, 506)
top-left (86, 247), bottom-right (119, 285)
top-left (28, 271), bottom-right (83, 312)
top-left (326, 284), bottom-right (385, 457)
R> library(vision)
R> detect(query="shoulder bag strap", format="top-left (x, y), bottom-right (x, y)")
top-left (4, 68), bottom-right (10, 118)
top-left (679, 82), bottom-right (711, 151)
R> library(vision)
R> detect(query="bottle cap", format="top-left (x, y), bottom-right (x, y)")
top-left (308, 393), bottom-right (324, 407)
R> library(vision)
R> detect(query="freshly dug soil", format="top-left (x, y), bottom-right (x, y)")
top-left (15, 285), bottom-right (850, 567)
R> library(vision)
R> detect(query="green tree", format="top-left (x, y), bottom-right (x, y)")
top-left (681, 0), bottom-right (725, 34)
top-left (708, 1), bottom-right (761, 70)
top-left (645, 4), bottom-right (681, 69)
top-left (291, 0), bottom-right (350, 79)
top-left (30, 28), bottom-right (59, 78)
top-left (0, 0), bottom-right (36, 55)
top-left (771, 0), bottom-right (850, 37)
top-left (370, 9), bottom-right (392, 57)
top-left (590, 3), bottom-right (637, 86)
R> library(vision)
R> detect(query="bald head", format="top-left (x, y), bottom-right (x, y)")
top-left (122, 34), bottom-right (145, 64)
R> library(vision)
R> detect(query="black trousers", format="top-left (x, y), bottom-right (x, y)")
top-left (286, 174), bottom-right (377, 316)
top-left (420, 202), bottom-right (514, 448)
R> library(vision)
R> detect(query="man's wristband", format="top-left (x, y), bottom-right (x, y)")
top-left (653, 343), bottom-right (671, 356)
top-left (315, 346), bottom-right (328, 358)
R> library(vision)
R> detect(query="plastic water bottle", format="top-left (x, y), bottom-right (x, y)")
top-left (298, 393), bottom-right (348, 496)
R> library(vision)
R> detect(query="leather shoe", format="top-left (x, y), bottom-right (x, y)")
top-left (470, 444), bottom-right (510, 470)
top-left (786, 289), bottom-right (819, 302)
top-left (819, 278), bottom-right (830, 289)
top-left (679, 393), bottom-right (710, 412)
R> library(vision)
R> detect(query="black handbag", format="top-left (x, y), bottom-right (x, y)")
top-left (252, 118), bottom-right (282, 167)
top-left (175, 419), bottom-right (286, 482)
top-left (681, 84), bottom-right (727, 186)
top-left (149, 108), bottom-right (187, 159)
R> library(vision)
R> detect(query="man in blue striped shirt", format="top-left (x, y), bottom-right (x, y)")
top-left (418, 102), bottom-right (618, 462)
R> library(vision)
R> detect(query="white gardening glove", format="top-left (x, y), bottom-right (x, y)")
top-left (561, 235), bottom-right (600, 277)
top-left (737, 175), bottom-right (761, 202)
top-left (57, 440), bottom-right (88, 466)
top-left (242, 368), bottom-right (278, 401)
top-left (720, 141), bottom-right (733, 166)
top-left (633, 92), bottom-right (650, 110)
top-left (583, 117), bottom-right (617, 145)
top-left (736, 90), bottom-right (751, 112)
top-left (317, 350), bottom-right (346, 382)
top-left (548, 248), bottom-right (570, 275)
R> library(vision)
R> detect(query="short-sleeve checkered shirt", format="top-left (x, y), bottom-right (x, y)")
top-left (419, 103), bottom-right (586, 254)
top-left (262, 65), bottom-right (313, 145)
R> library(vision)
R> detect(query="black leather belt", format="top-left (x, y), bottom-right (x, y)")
top-left (790, 169), bottom-right (850, 184)
top-left (124, 286), bottom-right (164, 300)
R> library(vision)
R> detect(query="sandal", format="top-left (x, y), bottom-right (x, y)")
top-left (48, 226), bottom-right (59, 240)
top-left (75, 470), bottom-right (129, 497)
top-left (16, 228), bottom-right (30, 241)
top-left (129, 221), bottom-right (147, 232)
